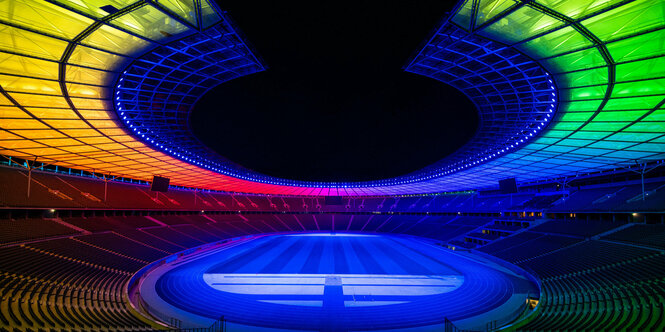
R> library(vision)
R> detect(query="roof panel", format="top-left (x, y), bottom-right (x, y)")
top-left (0, 0), bottom-right (662, 195)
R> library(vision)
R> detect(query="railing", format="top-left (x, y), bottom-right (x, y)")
top-left (163, 317), bottom-right (225, 332)
top-left (444, 299), bottom-right (530, 332)
top-left (137, 290), bottom-right (226, 331)
top-left (126, 233), bottom-right (537, 332)
top-left (141, 299), bottom-right (179, 327)
top-left (126, 238), bottom-right (246, 330)
top-left (451, 249), bottom-right (541, 331)
top-left (444, 317), bottom-right (476, 332)
top-left (145, 316), bottom-right (225, 332)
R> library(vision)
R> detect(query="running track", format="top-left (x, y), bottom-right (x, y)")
top-left (143, 234), bottom-right (537, 330)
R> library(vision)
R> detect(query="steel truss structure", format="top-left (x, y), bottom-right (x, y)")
top-left (403, 24), bottom-right (557, 178)
top-left (0, 0), bottom-right (663, 195)
top-left (116, 19), bottom-right (558, 187)
top-left (115, 21), bottom-right (265, 178)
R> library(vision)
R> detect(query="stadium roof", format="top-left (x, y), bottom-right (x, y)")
top-left (0, 0), bottom-right (663, 195)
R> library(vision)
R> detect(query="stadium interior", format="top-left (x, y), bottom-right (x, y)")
top-left (1, 0), bottom-right (664, 331)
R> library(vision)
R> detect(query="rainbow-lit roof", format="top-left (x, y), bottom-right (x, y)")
top-left (0, 0), bottom-right (663, 195)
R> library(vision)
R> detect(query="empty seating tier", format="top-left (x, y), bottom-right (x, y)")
top-left (0, 207), bottom-right (663, 331)
top-left (5, 166), bottom-right (662, 214)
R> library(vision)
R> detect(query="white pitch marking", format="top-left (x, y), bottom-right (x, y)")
top-left (259, 300), bottom-right (323, 307)
top-left (344, 301), bottom-right (408, 307)
top-left (203, 274), bottom-right (464, 300)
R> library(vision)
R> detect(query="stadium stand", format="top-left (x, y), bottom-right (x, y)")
top-left (1, 205), bottom-right (663, 331)
top-left (604, 224), bottom-right (665, 250)
top-left (513, 240), bottom-right (665, 331)
top-left (2, 0), bottom-right (665, 329)
top-left (3, 165), bottom-right (664, 216)
top-left (1, 165), bottom-right (664, 331)
top-left (528, 219), bottom-right (628, 238)
top-left (468, 218), bottom-right (665, 331)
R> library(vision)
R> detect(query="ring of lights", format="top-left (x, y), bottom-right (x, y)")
top-left (114, 3), bottom-right (558, 189)
top-left (114, 21), bottom-right (266, 181)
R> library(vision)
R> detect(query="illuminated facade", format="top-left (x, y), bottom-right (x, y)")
top-left (0, 0), bottom-right (663, 195)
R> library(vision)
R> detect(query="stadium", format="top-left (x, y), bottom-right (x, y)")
top-left (0, 0), bottom-right (664, 331)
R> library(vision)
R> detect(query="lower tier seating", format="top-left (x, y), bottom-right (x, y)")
top-left (0, 246), bottom-right (154, 331)
top-left (517, 250), bottom-right (665, 331)
top-left (0, 214), bottom-right (663, 331)
top-left (472, 221), bottom-right (665, 331)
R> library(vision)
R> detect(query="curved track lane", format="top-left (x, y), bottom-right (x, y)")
top-left (145, 234), bottom-right (536, 330)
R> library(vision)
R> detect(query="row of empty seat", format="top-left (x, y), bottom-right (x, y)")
top-left (1, 211), bottom-right (663, 331)
top-left (0, 245), bottom-right (154, 331)
top-left (3, 166), bottom-right (663, 213)
top-left (0, 213), bottom-right (500, 331)
top-left (476, 221), bottom-right (665, 331)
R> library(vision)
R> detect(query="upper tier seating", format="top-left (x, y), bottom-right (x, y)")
top-left (517, 194), bottom-right (564, 209)
top-left (3, 165), bottom-right (663, 214)
top-left (551, 181), bottom-right (665, 213)
top-left (529, 219), bottom-right (627, 238)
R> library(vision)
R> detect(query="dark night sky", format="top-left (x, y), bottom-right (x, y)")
top-left (190, 0), bottom-right (478, 182)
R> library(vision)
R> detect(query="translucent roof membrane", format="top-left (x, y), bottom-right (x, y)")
top-left (116, 22), bottom-right (266, 177)
top-left (117, 17), bottom-right (557, 190)
top-left (402, 24), bottom-right (556, 178)
top-left (0, 0), bottom-right (663, 195)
